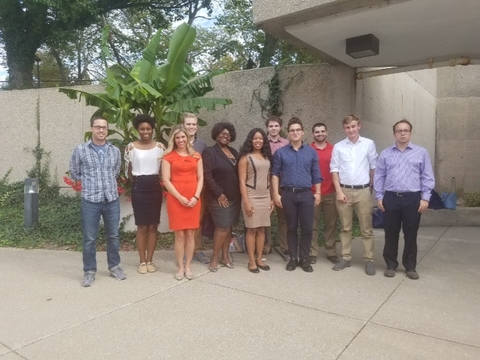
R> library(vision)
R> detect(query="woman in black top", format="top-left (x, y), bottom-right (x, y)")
top-left (202, 122), bottom-right (240, 272)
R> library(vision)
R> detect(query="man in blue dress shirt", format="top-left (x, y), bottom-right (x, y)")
top-left (374, 119), bottom-right (435, 280)
top-left (272, 117), bottom-right (322, 272)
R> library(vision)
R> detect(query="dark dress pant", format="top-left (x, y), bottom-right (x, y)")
top-left (383, 191), bottom-right (422, 271)
top-left (281, 190), bottom-right (315, 261)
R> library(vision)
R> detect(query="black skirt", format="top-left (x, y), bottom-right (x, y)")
top-left (131, 175), bottom-right (162, 226)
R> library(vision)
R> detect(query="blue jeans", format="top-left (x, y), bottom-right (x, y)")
top-left (81, 197), bottom-right (121, 272)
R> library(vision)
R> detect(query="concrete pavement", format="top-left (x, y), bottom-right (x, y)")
top-left (0, 227), bottom-right (479, 359)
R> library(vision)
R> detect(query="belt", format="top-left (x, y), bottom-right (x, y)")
top-left (282, 187), bottom-right (310, 193)
top-left (340, 183), bottom-right (370, 190)
top-left (386, 191), bottom-right (421, 197)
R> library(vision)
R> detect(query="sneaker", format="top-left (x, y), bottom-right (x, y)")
top-left (406, 270), bottom-right (419, 280)
top-left (194, 252), bottom-right (210, 264)
top-left (109, 266), bottom-right (126, 281)
top-left (146, 262), bottom-right (156, 273)
top-left (365, 261), bottom-right (376, 276)
top-left (82, 271), bottom-right (95, 287)
top-left (384, 269), bottom-right (396, 277)
top-left (308, 255), bottom-right (317, 264)
top-left (138, 263), bottom-right (147, 274)
top-left (332, 258), bottom-right (351, 271)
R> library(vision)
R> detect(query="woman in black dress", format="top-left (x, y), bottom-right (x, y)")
top-left (202, 122), bottom-right (240, 272)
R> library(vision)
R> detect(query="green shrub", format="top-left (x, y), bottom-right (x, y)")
top-left (463, 192), bottom-right (480, 207)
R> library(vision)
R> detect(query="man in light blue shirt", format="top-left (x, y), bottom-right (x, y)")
top-left (374, 119), bottom-right (435, 280)
top-left (70, 114), bottom-right (125, 287)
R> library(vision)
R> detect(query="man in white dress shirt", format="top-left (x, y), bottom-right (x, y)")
top-left (330, 114), bottom-right (378, 275)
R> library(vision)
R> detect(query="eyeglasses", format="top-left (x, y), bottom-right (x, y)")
top-left (288, 128), bottom-right (303, 133)
top-left (219, 131), bottom-right (231, 138)
top-left (92, 126), bottom-right (108, 131)
top-left (394, 129), bottom-right (411, 134)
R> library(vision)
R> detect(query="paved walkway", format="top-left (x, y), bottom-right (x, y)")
top-left (0, 227), bottom-right (479, 360)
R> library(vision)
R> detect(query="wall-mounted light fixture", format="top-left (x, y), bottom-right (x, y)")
top-left (346, 34), bottom-right (379, 59)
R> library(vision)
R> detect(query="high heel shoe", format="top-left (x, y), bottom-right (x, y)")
top-left (256, 263), bottom-right (270, 271)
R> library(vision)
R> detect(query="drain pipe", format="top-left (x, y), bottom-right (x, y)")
top-left (356, 57), bottom-right (479, 79)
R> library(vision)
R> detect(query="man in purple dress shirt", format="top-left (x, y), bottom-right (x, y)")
top-left (373, 119), bottom-right (435, 280)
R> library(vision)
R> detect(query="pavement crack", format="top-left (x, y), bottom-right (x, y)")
top-left (195, 278), bottom-right (368, 323)
top-left (370, 322), bottom-right (480, 350)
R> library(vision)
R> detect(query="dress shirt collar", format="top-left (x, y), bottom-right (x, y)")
top-left (393, 142), bottom-right (413, 151)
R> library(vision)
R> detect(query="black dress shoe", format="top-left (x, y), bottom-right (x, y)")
top-left (286, 258), bottom-right (297, 271)
top-left (256, 263), bottom-right (270, 271)
top-left (298, 258), bottom-right (313, 272)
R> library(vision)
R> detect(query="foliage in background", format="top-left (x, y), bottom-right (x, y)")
top-left (0, 0), bottom-right (215, 89)
top-left (209, 0), bottom-right (321, 71)
top-left (462, 192), bottom-right (480, 207)
top-left (59, 23), bottom-right (231, 146)
top-left (1, 0), bottom-right (320, 89)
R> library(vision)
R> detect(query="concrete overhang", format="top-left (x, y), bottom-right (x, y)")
top-left (253, 0), bottom-right (480, 74)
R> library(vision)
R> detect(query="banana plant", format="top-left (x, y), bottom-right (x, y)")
top-left (59, 23), bottom-right (232, 145)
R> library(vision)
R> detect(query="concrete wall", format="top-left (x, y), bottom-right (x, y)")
top-left (356, 69), bottom-right (437, 163)
top-left (0, 85), bottom-right (103, 184)
top-left (197, 63), bottom-right (356, 148)
top-left (0, 65), bottom-right (356, 185)
top-left (436, 65), bottom-right (480, 193)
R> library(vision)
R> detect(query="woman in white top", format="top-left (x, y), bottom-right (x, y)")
top-left (125, 114), bottom-right (165, 274)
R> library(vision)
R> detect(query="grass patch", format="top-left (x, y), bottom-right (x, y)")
top-left (0, 174), bottom-right (175, 250)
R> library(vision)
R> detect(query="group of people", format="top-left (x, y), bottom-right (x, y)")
top-left (70, 111), bottom-right (434, 287)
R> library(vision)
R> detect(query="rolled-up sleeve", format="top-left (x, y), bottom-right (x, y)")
top-left (69, 146), bottom-right (82, 181)
top-left (330, 145), bottom-right (339, 173)
top-left (272, 151), bottom-right (282, 177)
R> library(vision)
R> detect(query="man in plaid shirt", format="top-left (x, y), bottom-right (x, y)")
top-left (70, 114), bottom-right (126, 287)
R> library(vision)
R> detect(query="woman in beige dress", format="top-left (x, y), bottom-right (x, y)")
top-left (238, 128), bottom-right (273, 273)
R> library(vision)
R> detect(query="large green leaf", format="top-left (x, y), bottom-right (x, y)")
top-left (58, 88), bottom-right (115, 110)
top-left (130, 59), bottom-right (156, 84)
top-left (142, 29), bottom-right (163, 65)
top-left (167, 69), bottom-right (227, 103)
top-left (163, 23), bottom-right (196, 93)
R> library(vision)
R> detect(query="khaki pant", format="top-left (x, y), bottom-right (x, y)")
top-left (336, 187), bottom-right (374, 261)
top-left (264, 204), bottom-right (287, 253)
top-left (310, 192), bottom-right (338, 258)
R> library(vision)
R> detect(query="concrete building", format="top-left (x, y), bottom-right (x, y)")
top-left (253, 0), bottom-right (480, 193)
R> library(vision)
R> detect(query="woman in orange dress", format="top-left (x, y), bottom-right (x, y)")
top-left (162, 126), bottom-right (204, 280)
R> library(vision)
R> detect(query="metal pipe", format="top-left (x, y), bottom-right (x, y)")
top-left (24, 178), bottom-right (39, 228)
top-left (356, 57), bottom-right (480, 79)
